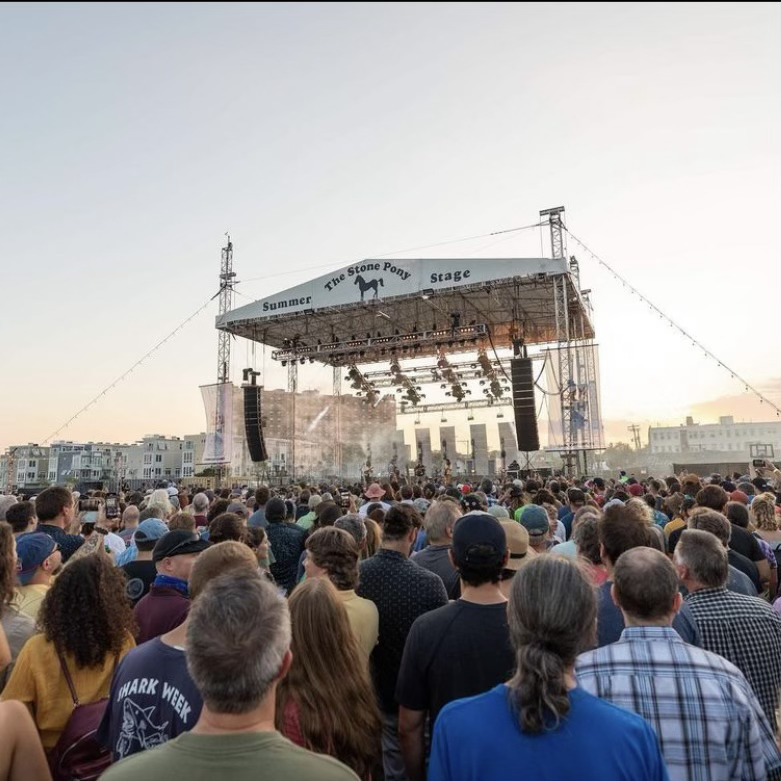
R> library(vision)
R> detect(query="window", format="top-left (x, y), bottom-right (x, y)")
top-left (143, 454), bottom-right (152, 465)
top-left (29, 460), bottom-right (36, 469)
top-left (154, 468), bottom-right (161, 477)
top-left (183, 452), bottom-right (193, 463)
top-left (49, 471), bottom-right (56, 480)
top-left (143, 468), bottom-right (152, 479)
top-left (155, 454), bottom-right (162, 463)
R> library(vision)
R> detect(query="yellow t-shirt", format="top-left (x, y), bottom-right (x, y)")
top-left (1, 632), bottom-right (135, 749)
top-left (663, 517), bottom-right (686, 538)
top-left (14, 584), bottom-right (50, 622)
top-left (335, 589), bottom-right (379, 663)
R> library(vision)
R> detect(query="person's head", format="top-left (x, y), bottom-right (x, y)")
top-left (153, 530), bottom-right (210, 582)
top-left (613, 547), bottom-right (681, 626)
top-left (423, 500), bottom-right (462, 545)
top-left (208, 512), bottom-right (247, 544)
top-left (16, 532), bottom-right (62, 586)
top-left (507, 556), bottom-right (596, 733)
top-left (598, 504), bottom-right (650, 568)
top-left (695, 485), bottom-right (729, 513)
top-left (381, 504), bottom-right (422, 548)
top-left (681, 474), bottom-right (701, 496)
top-left (674, 528), bottom-right (729, 590)
top-left (133, 518), bottom-right (169, 552)
top-left (305, 527), bottom-right (360, 591)
top-left (168, 512), bottom-right (196, 532)
top-left (147, 489), bottom-right (174, 519)
top-left (737, 481), bottom-right (756, 497)
top-left (572, 513), bottom-right (601, 566)
top-left (254, 486), bottom-right (270, 508)
top-left (567, 488), bottom-right (586, 509)
top-left (363, 518), bottom-right (382, 557)
top-left (0, 496), bottom-right (18, 521)
top-left (314, 501), bottom-right (341, 529)
top-left (450, 512), bottom-right (508, 586)
top-left (278, 577), bottom-right (381, 777)
top-left (244, 526), bottom-right (270, 564)
top-left (40, 554), bottom-right (136, 667)
top-left (750, 494), bottom-right (778, 532)
top-left (400, 485), bottom-right (413, 501)
top-left (687, 508), bottom-right (731, 548)
top-left (35, 486), bottom-right (74, 525)
top-left (187, 570), bottom-right (290, 714)
top-left (5, 501), bottom-right (36, 535)
top-left (121, 505), bottom-right (140, 530)
top-left (139, 505), bottom-right (166, 523)
top-left (206, 498), bottom-right (231, 524)
top-left (191, 492), bottom-right (210, 515)
top-left (724, 501), bottom-right (750, 529)
top-left (188, 540), bottom-right (259, 600)
top-left (519, 505), bottom-right (550, 551)
top-left (264, 497), bottom-right (287, 523)
top-left (334, 513), bottom-right (366, 549)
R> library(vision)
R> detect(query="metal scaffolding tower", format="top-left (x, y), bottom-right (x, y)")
top-left (217, 237), bottom-right (236, 384)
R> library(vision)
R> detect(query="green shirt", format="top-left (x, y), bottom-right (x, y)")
top-left (102, 730), bottom-right (359, 781)
top-left (296, 512), bottom-right (316, 531)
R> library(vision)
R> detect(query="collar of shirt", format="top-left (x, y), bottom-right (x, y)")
top-left (376, 548), bottom-right (407, 562)
top-left (685, 586), bottom-right (729, 603)
top-left (618, 625), bottom-right (683, 643)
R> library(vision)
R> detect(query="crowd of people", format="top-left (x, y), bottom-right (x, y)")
top-left (1, 462), bottom-right (781, 780)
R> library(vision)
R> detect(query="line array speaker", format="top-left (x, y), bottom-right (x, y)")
top-left (510, 358), bottom-right (540, 452)
top-left (243, 385), bottom-right (268, 463)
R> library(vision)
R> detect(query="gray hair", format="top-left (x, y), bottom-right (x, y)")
top-left (614, 547), bottom-right (678, 620)
top-left (186, 570), bottom-right (291, 714)
top-left (674, 528), bottom-right (729, 588)
top-left (0, 496), bottom-right (18, 521)
top-left (334, 513), bottom-right (366, 545)
top-left (687, 509), bottom-right (731, 547)
top-left (192, 493), bottom-right (209, 512)
top-left (508, 556), bottom-right (596, 733)
top-left (139, 505), bottom-right (166, 522)
top-left (424, 500), bottom-right (462, 543)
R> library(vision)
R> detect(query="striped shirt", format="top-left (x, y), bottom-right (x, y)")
top-left (576, 626), bottom-right (781, 781)
top-left (685, 587), bottom-right (781, 732)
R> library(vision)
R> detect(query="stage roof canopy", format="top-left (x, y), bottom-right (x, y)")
top-left (218, 257), bottom-right (594, 365)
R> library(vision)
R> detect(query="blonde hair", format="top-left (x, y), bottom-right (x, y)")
top-left (751, 494), bottom-right (778, 532)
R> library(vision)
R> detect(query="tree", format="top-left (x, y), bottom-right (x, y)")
top-left (600, 442), bottom-right (634, 470)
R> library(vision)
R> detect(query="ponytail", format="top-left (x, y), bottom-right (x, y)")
top-left (511, 641), bottom-right (570, 733)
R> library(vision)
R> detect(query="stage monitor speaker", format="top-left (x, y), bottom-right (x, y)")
top-left (244, 385), bottom-right (268, 463)
top-left (510, 357), bottom-right (540, 452)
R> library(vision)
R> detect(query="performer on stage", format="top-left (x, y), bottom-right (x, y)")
top-left (443, 458), bottom-right (453, 484)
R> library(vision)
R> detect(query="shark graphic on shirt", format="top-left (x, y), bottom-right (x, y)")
top-left (116, 698), bottom-right (170, 758)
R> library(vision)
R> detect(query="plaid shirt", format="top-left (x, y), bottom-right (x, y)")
top-left (576, 627), bottom-right (781, 781)
top-left (685, 587), bottom-right (781, 732)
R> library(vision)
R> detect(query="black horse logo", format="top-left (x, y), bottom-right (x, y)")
top-left (354, 275), bottom-right (384, 301)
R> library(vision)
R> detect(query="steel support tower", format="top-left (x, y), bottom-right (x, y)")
top-left (217, 237), bottom-right (235, 384)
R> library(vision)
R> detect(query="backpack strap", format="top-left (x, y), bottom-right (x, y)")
top-left (57, 651), bottom-right (80, 708)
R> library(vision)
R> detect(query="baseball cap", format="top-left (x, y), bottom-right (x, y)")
top-left (519, 505), bottom-right (549, 537)
top-left (134, 518), bottom-right (169, 544)
top-left (16, 533), bottom-right (58, 585)
top-left (500, 520), bottom-right (536, 571)
top-left (413, 498), bottom-right (431, 515)
top-left (488, 505), bottom-right (510, 520)
top-left (452, 512), bottom-right (507, 565)
top-left (729, 490), bottom-right (749, 505)
top-left (152, 530), bottom-right (210, 562)
top-left (627, 484), bottom-right (644, 497)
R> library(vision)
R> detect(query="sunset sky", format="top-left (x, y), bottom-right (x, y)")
top-left (1, 3), bottom-right (779, 453)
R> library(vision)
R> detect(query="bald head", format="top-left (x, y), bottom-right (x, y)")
top-left (122, 505), bottom-right (140, 528)
top-left (613, 547), bottom-right (680, 624)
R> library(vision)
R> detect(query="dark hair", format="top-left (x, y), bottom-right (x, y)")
top-left (695, 485), bottom-right (728, 512)
top-left (207, 499), bottom-right (231, 524)
top-left (40, 555), bottom-right (136, 667)
top-left (508, 557), bottom-right (596, 733)
top-left (306, 527), bottom-right (360, 591)
top-left (5, 501), bottom-right (35, 533)
top-left (725, 501), bottom-right (749, 529)
top-left (642, 493), bottom-right (657, 510)
top-left (598, 505), bottom-right (649, 565)
top-left (381, 504), bottom-right (422, 541)
top-left (255, 486), bottom-right (270, 506)
top-left (314, 502), bottom-right (341, 529)
top-left (0, 522), bottom-right (15, 613)
top-left (566, 488), bottom-right (586, 505)
top-left (613, 547), bottom-right (678, 620)
top-left (209, 513), bottom-right (247, 544)
top-left (35, 487), bottom-right (72, 523)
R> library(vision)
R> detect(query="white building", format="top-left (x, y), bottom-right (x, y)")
top-left (648, 416), bottom-right (781, 458)
top-left (182, 433), bottom-right (207, 479)
top-left (0, 445), bottom-right (50, 491)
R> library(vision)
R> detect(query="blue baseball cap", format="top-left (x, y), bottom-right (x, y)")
top-left (16, 533), bottom-right (58, 585)
top-left (134, 518), bottom-right (169, 544)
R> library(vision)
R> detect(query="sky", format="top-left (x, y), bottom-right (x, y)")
top-left (1, 2), bottom-right (779, 453)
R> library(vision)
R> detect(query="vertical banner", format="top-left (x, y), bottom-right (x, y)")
top-left (201, 383), bottom-right (234, 464)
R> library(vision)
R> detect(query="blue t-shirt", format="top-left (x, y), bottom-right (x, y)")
top-left (97, 637), bottom-right (203, 760)
top-left (429, 684), bottom-right (669, 781)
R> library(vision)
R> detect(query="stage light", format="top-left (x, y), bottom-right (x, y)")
top-left (281, 360), bottom-right (287, 367)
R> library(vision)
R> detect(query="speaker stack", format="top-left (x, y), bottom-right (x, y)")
top-left (510, 358), bottom-right (540, 452)
top-left (243, 385), bottom-right (268, 463)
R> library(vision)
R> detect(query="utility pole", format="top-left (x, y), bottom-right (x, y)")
top-left (628, 424), bottom-right (642, 451)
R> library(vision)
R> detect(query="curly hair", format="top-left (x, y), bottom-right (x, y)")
top-left (39, 555), bottom-right (136, 668)
top-left (751, 494), bottom-right (778, 532)
top-left (208, 512), bottom-right (247, 544)
top-left (306, 527), bottom-right (359, 591)
top-left (0, 522), bottom-right (16, 614)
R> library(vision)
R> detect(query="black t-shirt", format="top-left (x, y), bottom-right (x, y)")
top-left (729, 525), bottom-right (765, 564)
top-left (728, 549), bottom-right (762, 593)
top-left (121, 560), bottom-right (158, 605)
top-left (396, 599), bottom-right (514, 724)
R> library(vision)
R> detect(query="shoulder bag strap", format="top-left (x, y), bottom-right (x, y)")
top-left (57, 650), bottom-right (80, 708)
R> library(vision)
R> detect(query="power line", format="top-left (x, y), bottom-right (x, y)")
top-left (564, 226), bottom-right (781, 418)
top-left (239, 222), bottom-right (544, 285)
top-left (41, 291), bottom-right (221, 444)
